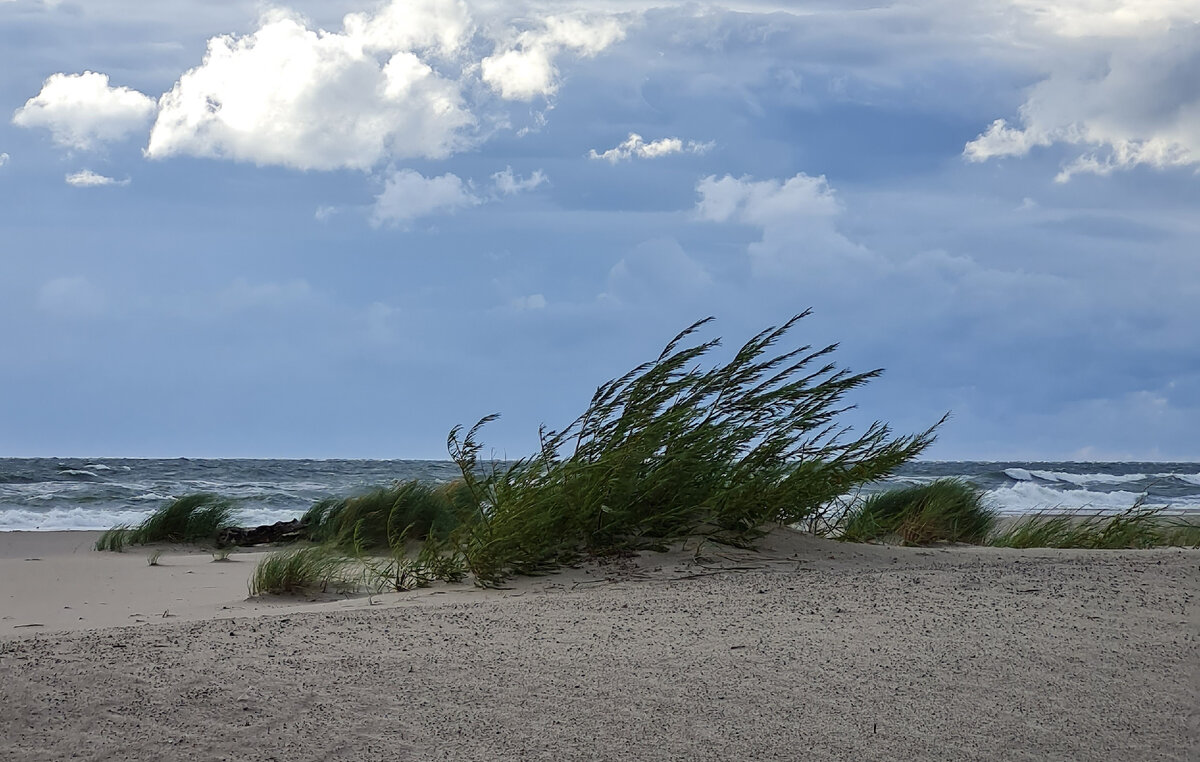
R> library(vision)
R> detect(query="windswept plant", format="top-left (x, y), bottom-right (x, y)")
top-left (989, 501), bottom-right (1195, 549)
top-left (836, 479), bottom-right (997, 545)
top-left (448, 313), bottom-right (942, 585)
top-left (248, 545), bottom-right (353, 596)
top-left (302, 479), bottom-right (465, 550)
top-left (127, 493), bottom-right (236, 546)
top-left (95, 524), bottom-right (131, 552)
top-left (95, 494), bottom-right (237, 551)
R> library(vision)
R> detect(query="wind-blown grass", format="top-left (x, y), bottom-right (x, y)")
top-left (448, 314), bottom-right (942, 585)
top-left (94, 494), bottom-right (237, 551)
top-left (302, 479), bottom-right (466, 550)
top-left (127, 493), bottom-right (237, 545)
top-left (248, 545), bottom-right (353, 596)
top-left (837, 479), bottom-right (997, 545)
top-left (94, 524), bottom-right (131, 552)
top-left (989, 503), bottom-right (1199, 549)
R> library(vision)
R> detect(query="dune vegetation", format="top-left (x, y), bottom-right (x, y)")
top-left (92, 315), bottom-right (1199, 593)
top-left (94, 493), bottom-right (236, 551)
top-left (835, 478), bottom-right (997, 545)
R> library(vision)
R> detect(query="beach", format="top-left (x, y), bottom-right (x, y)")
top-left (1, 530), bottom-right (1196, 761)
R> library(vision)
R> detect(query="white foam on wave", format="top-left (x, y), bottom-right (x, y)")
top-left (1004, 468), bottom-right (1033, 481)
top-left (0, 506), bottom-right (305, 531)
top-left (58, 469), bottom-right (99, 478)
top-left (0, 507), bottom-right (154, 531)
top-left (83, 463), bottom-right (113, 471)
top-left (984, 482), bottom-right (1200, 515)
top-left (1176, 474), bottom-right (1200, 487)
top-left (1027, 470), bottom-right (1150, 486)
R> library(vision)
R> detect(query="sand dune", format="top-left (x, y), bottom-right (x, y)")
top-left (1, 530), bottom-right (1197, 761)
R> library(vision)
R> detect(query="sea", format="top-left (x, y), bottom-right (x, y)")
top-left (1, 458), bottom-right (1199, 531)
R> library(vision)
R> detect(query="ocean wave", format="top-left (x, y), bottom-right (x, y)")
top-left (83, 463), bottom-right (113, 471)
top-left (983, 482), bottom-right (1200, 515)
top-left (1027, 470), bottom-right (1150, 486)
top-left (1004, 468), bottom-right (1033, 481)
top-left (0, 505), bottom-right (306, 531)
top-left (57, 469), bottom-right (101, 479)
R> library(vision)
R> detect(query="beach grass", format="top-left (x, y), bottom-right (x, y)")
top-left (836, 478), bottom-right (997, 545)
top-left (126, 493), bottom-right (237, 546)
top-left (248, 545), bottom-right (353, 596)
top-left (989, 503), bottom-right (1199, 549)
top-left (302, 479), bottom-right (464, 550)
top-left (94, 524), bottom-right (131, 552)
top-left (446, 314), bottom-right (941, 585)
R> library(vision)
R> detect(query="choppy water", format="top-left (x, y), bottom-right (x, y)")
top-left (1, 458), bottom-right (1198, 531)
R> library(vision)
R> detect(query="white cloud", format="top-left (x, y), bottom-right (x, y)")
top-left (371, 169), bottom-right (478, 226)
top-left (65, 169), bottom-right (130, 187)
top-left (588, 132), bottom-right (713, 163)
top-left (491, 166), bottom-right (547, 195)
top-left (964, 22), bottom-right (1200, 180)
top-left (0, 152), bottom-right (8, 167)
top-left (12, 72), bottom-right (156, 150)
top-left (146, 8), bottom-right (474, 170)
top-left (481, 14), bottom-right (624, 100)
top-left (36, 277), bottom-right (106, 318)
top-left (695, 173), bottom-right (872, 277)
top-left (138, 3), bottom-right (628, 170)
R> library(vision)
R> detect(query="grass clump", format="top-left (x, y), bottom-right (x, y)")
top-left (124, 493), bottom-right (237, 546)
top-left (302, 480), bottom-right (465, 550)
top-left (989, 503), bottom-right (1198, 549)
top-left (836, 479), bottom-right (997, 545)
top-left (95, 525), bottom-right (131, 552)
top-left (248, 546), bottom-right (353, 596)
top-left (447, 313), bottom-right (941, 585)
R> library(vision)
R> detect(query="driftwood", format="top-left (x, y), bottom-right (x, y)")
top-left (217, 519), bottom-right (308, 547)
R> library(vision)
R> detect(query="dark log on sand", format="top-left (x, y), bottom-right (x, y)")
top-left (217, 519), bottom-right (307, 547)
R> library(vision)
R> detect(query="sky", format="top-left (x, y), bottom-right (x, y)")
top-left (1, 0), bottom-right (1198, 461)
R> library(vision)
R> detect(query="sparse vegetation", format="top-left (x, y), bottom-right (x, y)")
top-left (302, 479), bottom-right (466, 550)
top-left (94, 525), bottom-right (131, 552)
top-left (989, 503), bottom-right (1200, 549)
top-left (835, 479), bottom-right (997, 545)
top-left (147, 550), bottom-right (163, 566)
top-left (248, 546), bottom-right (353, 596)
top-left (212, 548), bottom-right (233, 562)
top-left (446, 314), bottom-right (941, 585)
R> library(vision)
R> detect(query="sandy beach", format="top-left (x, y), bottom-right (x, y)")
top-left (1, 529), bottom-right (1197, 761)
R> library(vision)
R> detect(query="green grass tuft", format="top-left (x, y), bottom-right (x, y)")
top-left (125, 493), bottom-right (237, 546)
top-left (836, 478), bottom-right (997, 545)
top-left (248, 546), bottom-right (353, 596)
top-left (147, 550), bottom-right (163, 566)
top-left (302, 480), bottom-right (464, 550)
top-left (94, 525), bottom-right (131, 552)
top-left (446, 314), bottom-right (942, 585)
top-left (989, 503), bottom-right (1198, 549)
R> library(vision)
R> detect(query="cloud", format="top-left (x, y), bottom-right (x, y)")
top-left (0, 152), bottom-right (8, 167)
top-left (12, 71), bottom-right (156, 150)
top-left (36, 277), bottom-right (106, 318)
top-left (964, 22), bottom-right (1200, 180)
top-left (481, 14), bottom-right (624, 100)
top-left (491, 166), bottom-right (547, 195)
top-left (371, 169), bottom-right (478, 226)
top-left (695, 172), bottom-right (873, 277)
top-left (146, 8), bottom-right (474, 170)
top-left (65, 169), bottom-right (129, 187)
top-left (588, 133), bottom-right (713, 163)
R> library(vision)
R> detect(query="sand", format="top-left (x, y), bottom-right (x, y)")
top-left (1, 530), bottom-right (1197, 761)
